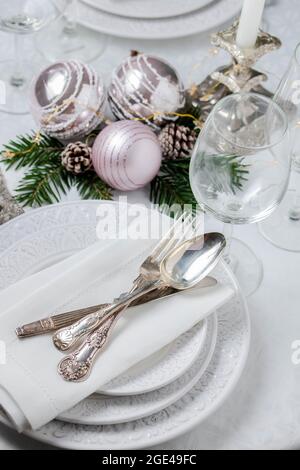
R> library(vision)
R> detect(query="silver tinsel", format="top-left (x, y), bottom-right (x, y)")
top-left (0, 169), bottom-right (23, 225)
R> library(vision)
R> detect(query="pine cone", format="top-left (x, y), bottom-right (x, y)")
top-left (61, 142), bottom-right (93, 174)
top-left (159, 123), bottom-right (197, 160)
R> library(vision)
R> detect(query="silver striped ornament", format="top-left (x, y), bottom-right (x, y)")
top-left (108, 54), bottom-right (185, 131)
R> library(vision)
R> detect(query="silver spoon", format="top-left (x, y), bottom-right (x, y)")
top-left (58, 233), bottom-right (226, 383)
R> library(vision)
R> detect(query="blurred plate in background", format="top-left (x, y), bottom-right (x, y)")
top-left (72, 0), bottom-right (242, 39)
top-left (82, 0), bottom-right (215, 19)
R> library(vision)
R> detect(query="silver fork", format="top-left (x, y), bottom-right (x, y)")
top-left (54, 213), bottom-right (200, 353)
top-left (56, 214), bottom-right (205, 382)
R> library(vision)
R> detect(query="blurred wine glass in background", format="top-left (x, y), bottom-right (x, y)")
top-left (0, 0), bottom-right (69, 115)
top-left (36, 0), bottom-right (107, 63)
top-left (260, 42), bottom-right (300, 252)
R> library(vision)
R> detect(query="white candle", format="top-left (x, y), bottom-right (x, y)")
top-left (236, 0), bottom-right (266, 49)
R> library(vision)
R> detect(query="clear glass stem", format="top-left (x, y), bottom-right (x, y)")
top-left (10, 34), bottom-right (25, 88)
top-left (289, 169), bottom-right (300, 221)
top-left (223, 223), bottom-right (234, 263)
top-left (222, 223), bottom-right (240, 273)
top-left (63, 0), bottom-right (78, 36)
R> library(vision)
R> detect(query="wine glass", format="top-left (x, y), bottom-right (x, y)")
top-left (36, 0), bottom-right (107, 63)
top-left (259, 43), bottom-right (300, 252)
top-left (190, 92), bottom-right (290, 297)
top-left (0, 0), bottom-right (69, 115)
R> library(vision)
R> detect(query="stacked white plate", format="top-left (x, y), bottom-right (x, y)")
top-left (62, 0), bottom-right (243, 39)
top-left (0, 201), bottom-right (250, 449)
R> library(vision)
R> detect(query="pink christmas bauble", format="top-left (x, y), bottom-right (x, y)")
top-left (92, 121), bottom-right (162, 191)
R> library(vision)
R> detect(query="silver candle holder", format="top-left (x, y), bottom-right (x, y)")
top-left (188, 20), bottom-right (282, 121)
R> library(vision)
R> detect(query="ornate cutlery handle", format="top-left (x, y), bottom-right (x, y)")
top-left (53, 276), bottom-right (217, 353)
top-left (53, 305), bottom-right (112, 352)
top-left (53, 274), bottom-right (144, 351)
top-left (58, 280), bottom-right (161, 382)
top-left (57, 277), bottom-right (218, 382)
top-left (54, 278), bottom-right (160, 352)
top-left (58, 311), bottom-right (120, 382)
top-left (17, 287), bottom-right (179, 339)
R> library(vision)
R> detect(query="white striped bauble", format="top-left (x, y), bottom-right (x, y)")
top-left (92, 121), bottom-right (162, 191)
top-left (30, 60), bottom-right (106, 141)
top-left (108, 53), bottom-right (185, 131)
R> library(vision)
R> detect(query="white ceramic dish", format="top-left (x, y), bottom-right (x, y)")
top-left (0, 201), bottom-right (250, 448)
top-left (0, 261), bottom-right (249, 449)
top-left (56, 0), bottom-right (242, 40)
top-left (98, 318), bottom-right (208, 396)
top-left (59, 315), bottom-right (217, 425)
top-left (0, 203), bottom-right (209, 398)
top-left (81, 0), bottom-right (214, 20)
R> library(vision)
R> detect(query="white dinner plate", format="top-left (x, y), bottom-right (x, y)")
top-left (56, 0), bottom-right (242, 40)
top-left (0, 257), bottom-right (249, 448)
top-left (81, 0), bottom-right (214, 20)
top-left (0, 203), bottom-right (209, 397)
top-left (59, 315), bottom-right (217, 425)
top-left (98, 318), bottom-right (208, 396)
top-left (0, 201), bottom-right (250, 449)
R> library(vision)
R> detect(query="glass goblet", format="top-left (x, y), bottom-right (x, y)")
top-left (0, 0), bottom-right (69, 115)
top-left (260, 42), bottom-right (300, 252)
top-left (190, 92), bottom-right (290, 297)
top-left (36, 0), bottom-right (108, 63)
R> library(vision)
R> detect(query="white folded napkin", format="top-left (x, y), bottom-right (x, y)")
top-left (0, 224), bottom-right (234, 432)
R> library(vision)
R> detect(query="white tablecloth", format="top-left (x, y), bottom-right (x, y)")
top-left (1, 0), bottom-right (300, 450)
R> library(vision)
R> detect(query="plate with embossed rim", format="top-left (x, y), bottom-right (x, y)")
top-left (59, 315), bottom-right (217, 425)
top-left (81, 0), bottom-right (215, 20)
top-left (0, 202), bottom-right (249, 448)
top-left (56, 0), bottom-right (242, 40)
top-left (98, 316), bottom-right (208, 396)
top-left (0, 201), bottom-right (210, 397)
top-left (0, 257), bottom-right (249, 449)
top-left (0, 221), bottom-right (209, 396)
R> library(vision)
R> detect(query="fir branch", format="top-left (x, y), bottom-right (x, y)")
top-left (150, 154), bottom-right (250, 212)
top-left (1, 131), bottom-right (74, 207)
top-left (202, 153), bottom-right (250, 196)
top-left (14, 162), bottom-right (74, 207)
top-left (76, 171), bottom-right (113, 201)
top-left (1, 132), bottom-right (63, 170)
top-left (1, 131), bottom-right (114, 207)
top-left (150, 158), bottom-right (198, 213)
